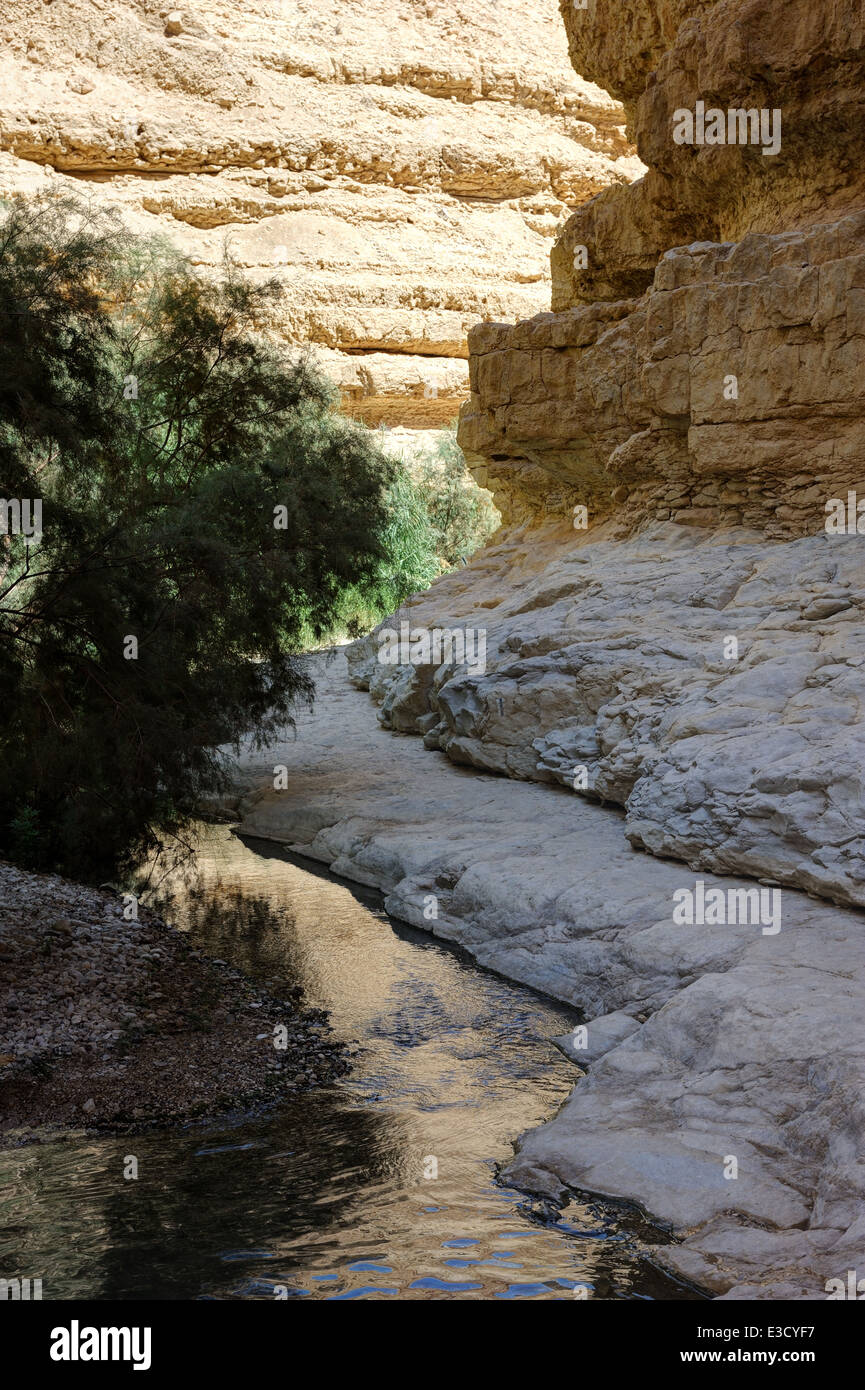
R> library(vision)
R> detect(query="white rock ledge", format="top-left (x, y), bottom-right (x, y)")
top-left (235, 651), bottom-right (865, 1300)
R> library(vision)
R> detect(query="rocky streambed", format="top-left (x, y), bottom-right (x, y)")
top-left (233, 650), bottom-right (865, 1301)
top-left (0, 826), bottom-right (696, 1301)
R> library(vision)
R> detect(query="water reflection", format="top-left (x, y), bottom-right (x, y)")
top-left (0, 826), bottom-right (701, 1300)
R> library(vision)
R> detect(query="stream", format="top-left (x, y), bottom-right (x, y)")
top-left (0, 824), bottom-right (700, 1301)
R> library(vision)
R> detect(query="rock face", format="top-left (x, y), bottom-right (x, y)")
top-left (462, 216), bottom-right (865, 530)
top-left (553, 0), bottom-right (865, 306)
top-left (235, 652), bottom-right (865, 1300)
top-left (0, 0), bottom-right (638, 424)
top-left (317, 1), bottom-right (865, 1297)
top-left (349, 516), bottom-right (865, 910)
top-left (348, 0), bottom-right (865, 915)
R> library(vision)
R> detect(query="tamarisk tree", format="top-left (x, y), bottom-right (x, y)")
top-left (0, 196), bottom-right (396, 878)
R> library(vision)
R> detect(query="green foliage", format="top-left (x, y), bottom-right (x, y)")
top-left (316, 424), bottom-right (500, 641)
top-left (0, 195), bottom-right (397, 878)
top-left (417, 424), bottom-right (500, 570)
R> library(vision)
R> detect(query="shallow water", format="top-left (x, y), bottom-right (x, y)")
top-left (0, 825), bottom-right (700, 1300)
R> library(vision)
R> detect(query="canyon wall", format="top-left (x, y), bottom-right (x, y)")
top-left (352, 0), bottom-right (865, 913)
top-left (280, 0), bottom-right (865, 1298)
top-left (0, 0), bottom-right (638, 424)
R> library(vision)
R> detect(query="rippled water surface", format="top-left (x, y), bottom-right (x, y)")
top-left (0, 826), bottom-right (699, 1300)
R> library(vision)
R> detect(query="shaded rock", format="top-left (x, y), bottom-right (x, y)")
top-left (553, 1010), bottom-right (640, 1065)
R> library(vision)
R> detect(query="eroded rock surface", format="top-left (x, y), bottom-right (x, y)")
top-left (348, 517), bottom-right (865, 910)
top-left (554, 0), bottom-right (865, 306)
top-left (235, 652), bottom-right (865, 1299)
top-left (461, 214), bottom-right (865, 529)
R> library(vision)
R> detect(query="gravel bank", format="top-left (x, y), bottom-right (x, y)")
top-left (0, 861), bottom-right (349, 1141)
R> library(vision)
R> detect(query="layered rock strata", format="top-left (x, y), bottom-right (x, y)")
top-left (0, 0), bottom-right (638, 424)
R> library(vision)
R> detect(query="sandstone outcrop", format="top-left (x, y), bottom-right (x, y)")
top-left (349, 0), bottom-right (865, 916)
top-left (0, 0), bottom-right (638, 424)
top-left (553, 0), bottom-right (865, 306)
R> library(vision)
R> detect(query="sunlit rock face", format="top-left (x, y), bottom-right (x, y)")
top-left (461, 216), bottom-right (865, 530)
top-left (0, 0), bottom-right (639, 425)
top-left (553, 0), bottom-right (865, 307)
top-left (351, 0), bottom-right (865, 912)
top-left (349, 517), bottom-right (865, 909)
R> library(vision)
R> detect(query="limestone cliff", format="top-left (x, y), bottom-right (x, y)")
top-left (224, 1), bottom-right (865, 1300)
top-left (353, 0), bottom-right (865, 914)
top-left (0, 0), bottom-right (638, 424)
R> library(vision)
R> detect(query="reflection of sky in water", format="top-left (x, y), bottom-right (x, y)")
top-left (0, 826), bottom-right (702, 1301)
